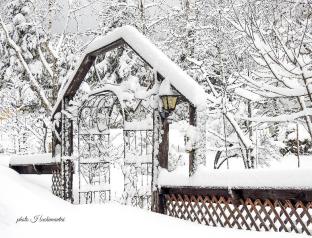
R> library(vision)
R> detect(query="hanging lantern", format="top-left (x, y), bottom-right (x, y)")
top-left (160, 95), bottom-right (178, 113)
top-left (159, 78), bottom-right (179, 118)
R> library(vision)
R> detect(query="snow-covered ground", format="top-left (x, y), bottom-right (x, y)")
top-left (0, 156), bottom-right (306, 238)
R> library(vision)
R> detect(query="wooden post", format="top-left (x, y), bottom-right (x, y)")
top-left (66, 96), bottom-right (74, 203)
top-left (189, 104), bottom-right (196, 176)
top-left (158, 191), bottom-right (166, 214)
top-left (158, 117), bottom-right (169, 169)
top-left (297, 123), bottom-right (300, 168)
top-left (156, 72), bottom-right (169, 170)
top-left (58, 96), bottom-right (74, 202)
top-left (152, 189), bottom-right (165, 214)
top-left (61, 96), bottom-right (74, 157)
top-left (52, 105), bottom-right (62, 158)
top-left (52, 126), bottom-right (61, 157)
top-left (68, 118), bottom-right (73, 156)
top-left (67, 96), bottom-right (74, 157)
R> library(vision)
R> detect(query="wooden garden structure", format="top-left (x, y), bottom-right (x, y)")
top-left (50, 26), bottom-right (206, 206)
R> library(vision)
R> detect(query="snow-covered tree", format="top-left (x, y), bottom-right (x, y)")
top-left (0, 0), bottom-right (84, 153)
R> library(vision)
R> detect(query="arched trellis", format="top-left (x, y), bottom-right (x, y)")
top-left (76, 89), bottom-right (154, 207)
top-left (77, 90), bottom-right (124, 204)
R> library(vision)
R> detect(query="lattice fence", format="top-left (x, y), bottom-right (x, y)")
top-left (160, 188), bottom-right (312, 235)
top-left (51, 160), bottom-right (74, 202)
top-left (52, 167), bottom-right (63, 198)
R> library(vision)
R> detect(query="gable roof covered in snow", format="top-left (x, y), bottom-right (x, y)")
top-left (52, 25), bottom-right (212, 117)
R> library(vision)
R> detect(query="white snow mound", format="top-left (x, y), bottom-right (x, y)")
top-left (0, 163), bottom-right (304, 238)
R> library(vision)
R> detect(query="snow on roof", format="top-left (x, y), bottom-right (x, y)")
top-left (52, 26), bottom-right (214, 117)
top-left (159, 78), bottom-right (175, 96)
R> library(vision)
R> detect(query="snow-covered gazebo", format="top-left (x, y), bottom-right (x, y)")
top-left (51, 25), bottom-right (209, 205)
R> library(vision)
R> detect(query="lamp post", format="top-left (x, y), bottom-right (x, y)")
top-left (158, 94), bottom-right (178, 169)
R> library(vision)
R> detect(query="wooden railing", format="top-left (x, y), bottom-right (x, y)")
top-left (156, 186), bottom-right (312, 235)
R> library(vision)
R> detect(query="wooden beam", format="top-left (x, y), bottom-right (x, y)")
top-left (9, 163), bottom-right (61, 174)
top-left (89, 38), bottom-right (125, 56)
top-left (161, 186), bottom-right (312, 204)
top-left (158, 117), bottom-right (169, 169)
top-left (66, 55), bottom-right (96, 96)
top-left (52, 119), bottom-right (61, 157)
top-left (65, 96), bottom-right (74, 156)
top-left (189, 104), bottom-right (196, 176)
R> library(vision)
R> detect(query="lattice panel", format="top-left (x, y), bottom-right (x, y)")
top-left (51, 161), bottom-right (74, 202)
top-left (63, 160), bottom-right (74, 202)
top-left (164, 194), bottom-right (312, 235)
top-left (52, 168), bottom-right (63, 198)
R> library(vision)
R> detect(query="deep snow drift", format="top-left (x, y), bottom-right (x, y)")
top-left (0, 158), bottom-right (306, 238)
